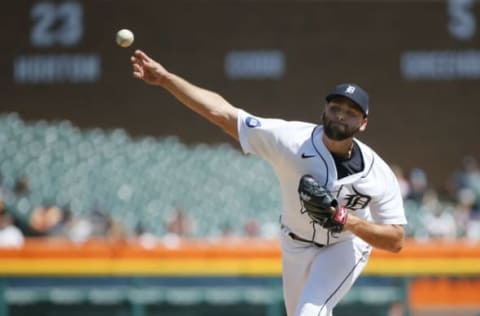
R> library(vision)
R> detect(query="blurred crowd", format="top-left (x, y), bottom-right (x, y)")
top-left (394, 155), bottom-right (480, 242)
top-left (0, 155), bottom-right (479, 249)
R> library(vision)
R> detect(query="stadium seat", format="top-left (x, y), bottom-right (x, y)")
top-left (0, 114), bottom-right (281, 238)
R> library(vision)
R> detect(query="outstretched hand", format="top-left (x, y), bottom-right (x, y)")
top-left (131, 50), bottom-right (169, 86)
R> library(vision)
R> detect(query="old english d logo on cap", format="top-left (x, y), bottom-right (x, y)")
top-left (325, 83), bottom-right (370, 116)
top-left (345, 85), bottom-right (356, 94)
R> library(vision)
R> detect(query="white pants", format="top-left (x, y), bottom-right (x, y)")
top-left (281, 227), bottom-right (371, 316)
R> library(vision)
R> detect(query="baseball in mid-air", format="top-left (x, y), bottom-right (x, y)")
top-left (116, 29), bottom-right (134, 48)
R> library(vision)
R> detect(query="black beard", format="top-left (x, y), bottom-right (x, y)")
top-left (322, 114), bottom-right (359, 141)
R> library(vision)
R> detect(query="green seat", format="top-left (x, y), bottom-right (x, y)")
top-left (1, 114), bottom-right (285, 237)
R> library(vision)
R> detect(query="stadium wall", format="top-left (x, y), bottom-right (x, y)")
top-left (0, 239), bottom-right (479, 316)
top-left (1, 1), bottom-right (480, 187)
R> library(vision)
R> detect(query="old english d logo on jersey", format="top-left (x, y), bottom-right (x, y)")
top-left (336, 186), bottom-right (372, 211)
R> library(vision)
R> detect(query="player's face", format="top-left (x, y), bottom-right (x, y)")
top-left (322, 97), bottom-right (367, 141)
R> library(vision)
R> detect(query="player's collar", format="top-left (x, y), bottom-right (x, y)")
top-left (312, 126), bottom-right (374, 186)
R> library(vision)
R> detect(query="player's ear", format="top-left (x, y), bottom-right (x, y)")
top-left (358, 117), bottom-right (368, 132)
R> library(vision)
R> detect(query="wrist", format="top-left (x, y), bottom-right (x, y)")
top-left (156, 70), bottom-right (173, 87)
top-left (344, 213), bottom-right (360, 232)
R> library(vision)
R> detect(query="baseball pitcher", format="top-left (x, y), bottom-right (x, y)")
top-left (130, 50), bottom-right (407, 316)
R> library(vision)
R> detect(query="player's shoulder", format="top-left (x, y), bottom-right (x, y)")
top-left (270, 120), bottom-right (317, 149)
top-left (355, 139), bottom-right (396, 180)
top-left (278, 119), bottom-right (317, 135)
top-left (239, 109), bottom-right (315, 134)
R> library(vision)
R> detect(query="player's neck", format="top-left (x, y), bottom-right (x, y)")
top-left (322, 135), bottom-right (354, 159)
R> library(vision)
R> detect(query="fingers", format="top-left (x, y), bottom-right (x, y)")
top-left (130, 50), bottom-right (162, 83)
top-left (132, 63), bottom-right (143, 79)
top-left (131, 56), bottom-right (144, 79)
top-left (132, 63), bottom-right (142, 72)
top-left (133, 50), bottom-right (150, 63)
top-left (132, 70), bottom-right (142, 79)
top-left (130, 50), bottom-right (148, 66)
top-left (131, 50), bottom-right (153, 70)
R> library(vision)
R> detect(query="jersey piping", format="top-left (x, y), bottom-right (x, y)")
top-left (361, 155), bottom-right (375, 179)
top-left (310, 126), bottom-right (330, 186)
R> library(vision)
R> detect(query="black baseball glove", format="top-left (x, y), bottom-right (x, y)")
top-left (297, 175), bottom-right (348, 233)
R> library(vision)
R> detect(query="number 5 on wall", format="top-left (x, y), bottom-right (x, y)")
top-left (448, 0), bottom-right (476, 41)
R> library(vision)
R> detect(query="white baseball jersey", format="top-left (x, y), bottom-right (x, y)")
top-left (237, 109), bottom-right (407, 244)
top-left (237, 109), bottom-right (407, 316)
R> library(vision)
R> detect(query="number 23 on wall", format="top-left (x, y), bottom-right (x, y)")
top-left (30, 1), bottom-right (83, 48)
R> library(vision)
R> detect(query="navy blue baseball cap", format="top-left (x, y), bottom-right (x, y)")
top-left (325, 83), bottom-right (369, 116)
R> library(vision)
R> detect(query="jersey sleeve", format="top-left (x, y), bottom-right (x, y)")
top-left (369, 159), bottom-right (408, 225)
top-left (237, 109), bottom-right (288, 162)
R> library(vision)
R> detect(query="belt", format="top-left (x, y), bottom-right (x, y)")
top-left (288, 232), bottom-right (325, 248)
